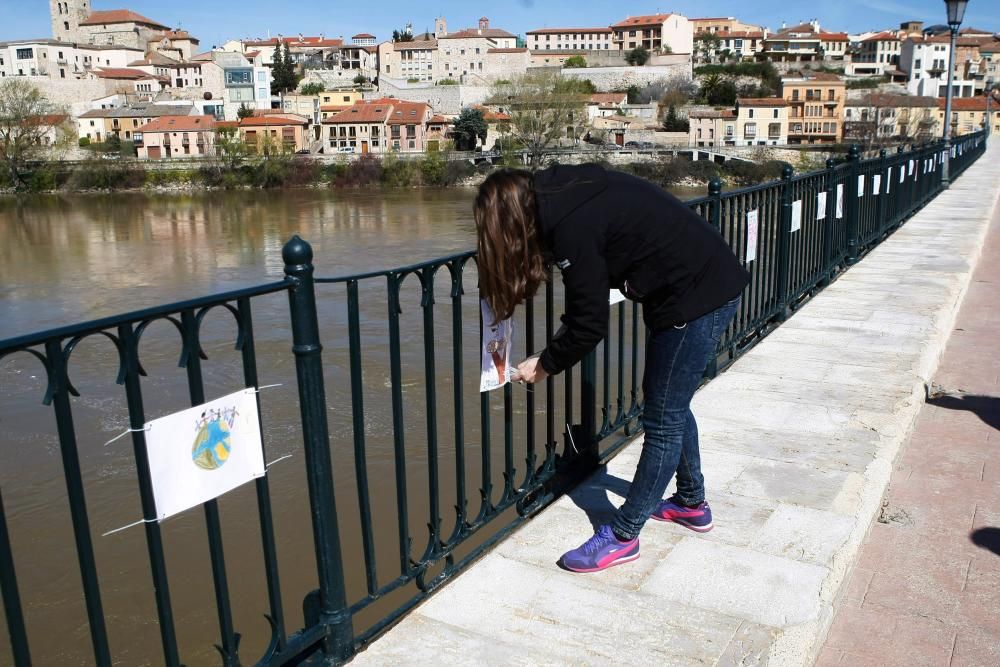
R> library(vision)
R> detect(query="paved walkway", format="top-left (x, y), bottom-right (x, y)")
top-left (818, 167), bottom-right (1000, 666)
top-left (354, 144), bottom-right (1000, 666)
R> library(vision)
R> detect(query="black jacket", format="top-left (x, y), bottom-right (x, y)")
top-left (535, 163), bottom-right (749, 375)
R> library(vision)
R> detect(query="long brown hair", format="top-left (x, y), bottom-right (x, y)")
top-left (474, 169), bottom-right (548, 324)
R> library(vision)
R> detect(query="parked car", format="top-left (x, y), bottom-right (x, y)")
top-left (295, 148), bottom-right (311, 155)
top-left (624, 141), bottom-right (655, 149)
top-left (336, 146), bottom-right (355, 154)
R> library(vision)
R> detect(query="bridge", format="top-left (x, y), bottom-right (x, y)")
top-left (0, 133), bottom-right (991, 666)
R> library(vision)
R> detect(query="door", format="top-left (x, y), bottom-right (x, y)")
top-left (361, 141), bottom-right (369, 154)
top-left (615, 132), bottom-right (624, 146)
top-left (147, 146), bottom-right (162, 159)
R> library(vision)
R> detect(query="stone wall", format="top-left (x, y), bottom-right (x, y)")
top-left (25, 76), bottom-right (117, 115)
top-left (372, 77), bottom-right (490, 115)
top-left (560, 62), bottom-right (692, 92)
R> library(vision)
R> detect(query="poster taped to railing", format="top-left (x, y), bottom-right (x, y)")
top-left (791, 200), bottom-right (802, 232)
top-left (145, 388), bottom-right (266, 521)
top-left (908, 160), bottom-right (914, 176)
top-left (857, 175), bottom-right (865, 197)
top-left (900, 166), bottom-right (905, 183)
top-left (609, 289), bottom-right (626, 305)
top-left (817, 192), bottom-right (827, 220)
top-left (480, 299), bottom-right (513, 392)
top-left (873, 174), bottom-right (881, 195)
top-left (836, 184), bottom-right (844, 219)
top-left (745, 209), bottom-right (759, 263)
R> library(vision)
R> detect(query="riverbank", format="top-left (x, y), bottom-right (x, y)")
top-left (1, 152), bottom-right (792, 197)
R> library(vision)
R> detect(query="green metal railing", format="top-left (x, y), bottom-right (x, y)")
top-left (0, 132), bottom-right (986, 666)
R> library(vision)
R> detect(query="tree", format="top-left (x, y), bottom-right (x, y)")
top-left (215, 126), bottom-right (249, 171)
top-left (489, 72), bottom-right (590, 168)
top-left (392, 28), bottom-right (414, 43)
top-left (270, 42), bottom-right (300, 95)
top-left (237, 103), bottom-right (255, 120)
top-left (564, 55), bottom-right (587, 69)
top-left (661, 105), bottom-right (689, 132)
top-left (0, 79), bottom-right (70, 190)
top-left (625, 46), bottom-right (650, 66)
top-left (707, 79), bottom-right (738, 106)
top-left (694, 33), bottom-right (721, 63)
top-left (299, 82), bottom-right (325, 96)
top-left (451, 108), bottom-right (488, 151)
top-left (353, 74), bottom-right (369, 85)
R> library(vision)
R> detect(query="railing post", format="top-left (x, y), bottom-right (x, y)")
top-left (820, 157), bottom-right (836, 285)
top-left (282, 235), bottom-right (354, 664)
top-left (708, 177), bottom-right (723, 230)
top-left (578, 350), bottom-right (599, 468)
top-left (893, 145), bottom-right (905, 227)
top-left (775, 164), bottom-right (794, 320)
top-left (876, 148), bottom-right (889, 236)
top-left (845, 145), bottom-right (861, 265)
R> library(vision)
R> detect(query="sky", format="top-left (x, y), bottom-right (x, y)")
top-left (3, 0), bottom-right (997, 46)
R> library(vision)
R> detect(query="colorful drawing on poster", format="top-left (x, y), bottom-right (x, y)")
top-left (745, 209), bottom-right (759, 263)
top-left (480, 299), bottom-right (514, 392)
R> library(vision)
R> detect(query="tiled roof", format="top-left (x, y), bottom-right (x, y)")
top-left (906, 34), bottom-right (952, 44)
top-left (164, 30), bottom-right (197, 41)
top-left (215, 120), bottom-right (238, 129)
top-left (323, 100), bottom-right (394, 124)
top-left (937, 95), bottom-right (1000, 111)
top-left (353, 33), bottom-right (376, 39)
top-left (776, 22), bottom-right (818, 36)
top-left (439, 28), bottom-right (517, 39)
top-left (689, 109), bottom-right (737, 119)
top-left (127, 52), bottom-right (182, 67)
top-left (737, 97), bottom-right (787, 107)
top-left (387, 101), bottom-right (430, 124)
top-left (487, 48), bottom-right (528, 53)
top-left (428, 114), bottom-right (449, 123)
top-left (529, 49), bottom-right (588, 55)
top-left (819, 31), bottom-right (849, 41)
top-left (589, 93), bottom-right (627, 105)
top-left (862, 31), bottom-right (899, 42)
top-left (393, 39), bottom-right (437, 51)
top-left (526, 27), bottom-right (613, 35)
top-left (611, 14), bottom-right (673, 29)
top-left (958, 27), bottom-right (995, 36)
top-left (92, 67), bottom-right (158, 80)
top-left (137, 115), bottom-right (215, 132)
top-left (238, 114), bottom-right (308, 126)
top-left (847, 93), bottom-right (938, 108)
top-left (244, 36), bottom-right (343, 47)
top-left (80, 10), bottom-right (169, 29)
top-left (320, 104), bottom-right (351, 112)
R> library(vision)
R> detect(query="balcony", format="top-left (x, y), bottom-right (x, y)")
top-left (823, 97), bottom-right (840, 106)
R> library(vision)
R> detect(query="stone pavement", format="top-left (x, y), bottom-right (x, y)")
top-left (818, 168), bottom-right (1000, 666)
top-left (353, 144), bottom-right (1000, 666)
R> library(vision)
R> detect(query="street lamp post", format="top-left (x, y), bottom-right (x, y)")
top-left (941, 0), bottom-right (969, 188)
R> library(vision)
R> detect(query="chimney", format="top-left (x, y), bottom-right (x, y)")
top-left (479, 17), bottom-right (490, 31)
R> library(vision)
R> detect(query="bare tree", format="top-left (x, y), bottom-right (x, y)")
top-left (0, 79), bottom-right (71, 189)
top-left (488, 72), bottom-right (590, 168)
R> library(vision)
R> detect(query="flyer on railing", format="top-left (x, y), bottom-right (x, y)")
top-left (480, 299), bottom-right (514, 392)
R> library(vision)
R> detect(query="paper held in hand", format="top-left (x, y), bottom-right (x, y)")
top-left (480, 299), bottom-right (514, 392)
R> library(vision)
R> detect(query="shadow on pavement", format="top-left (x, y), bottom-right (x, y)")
top-left (925, 393), bottom-right (1000, 431)
top-left (970, 527), bottom-right (1000, 556)
top-left (565, 466), bottom-right (631, 531)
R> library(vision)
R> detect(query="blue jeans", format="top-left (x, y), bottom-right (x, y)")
top-left (611, 297), bottom-right (739, 541)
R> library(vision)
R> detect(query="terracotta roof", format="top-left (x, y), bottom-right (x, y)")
top-left (353, 33), bottom-right (376, 39)
top-left (27, 114), bottom-right (69, 127)
top-left (775, 22), bottom-right (818, 36)
top-left (439, 28), bottom-right (517, 40)
top-left (737, 97), bottom-right (787, 107)
top-left (137, 115), bottom-right (215, 132)
top-left (612, 14), bottom-right (673, 29)
top-left (526, 28), bottom-right (613, 35)
top-left (93, 67), bottom-right (158, 80)
top-left (428, 114), bottom-right (449, 123)
top-left (487, 47), bottom-right (528, 54)
top-left (238, 114), bottom-right (308, 126)
top-left (245, 50), bottom-right (261, 58)
top-left (906, 34), bottom-right (952, 44)
top-left (214, 120), bottom-right (238, 129)
top-left (589, 93), bottom-right (627, 105)
top-left (80, 10), bottom-right (169, 30)
top-left (393, 39), bottom-right (437, 51)
top-left (323, 100), bottom-right (394, 124)
top-left (164, 30), bottom-right (197, 41)
top-left (387, 101), bottom-right (430, 125)
top-left (958, 27), bottom-right (995, 36)
top-left (862, 31), bottom-right (899, 42)
top-left (819, 32), bottom-right (849, 41)
top-left (320, 104), bottom-right (351, 112)
top-left (191, 51), bottom-right (214, 61)
top-left (127, 52), bottom-right (181, 66)
top-left (847, 93), bottom-right (938, 108)
top-left (470, 106), bottom-right (511, 122)
top-left (937, 96), bottom-right (1000, 111)
top-left (715, 31), bottom-right (765, 39)
top-left (689, 109), bottom-right (737, 119)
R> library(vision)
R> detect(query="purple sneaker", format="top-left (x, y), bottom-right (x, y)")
top-left (560, 525), bottom-right (639, 573)
top-left (651, 496), bottom-right (713, 532)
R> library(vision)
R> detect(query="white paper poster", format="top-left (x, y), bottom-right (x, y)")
top-left (480, 299), bottom-right (513, 392)
top-left (609, 289), bottom-right (626, 305)
top-left (816, 192), bottom-right (827, 220)
top-left (745, 209), bottom-right (759, 263)
top-left (908, 160), bottom-right (914, 176)
top-left (790, 199), bottom-right (802, 232)
top-left (873, 174), bottom-right (881, 195)
top-left (145, 389), bottom-right (266, 521)
top-left (857, 175), bottom-right (865, 197)
top-left (836, 183), bottom-right (844, 219)
top-left (899, 166), bottom-right (905, 184)
top-left (958, 144), bottom-right (963, 156)
top-left (885, 169), bottom-right (891, 193)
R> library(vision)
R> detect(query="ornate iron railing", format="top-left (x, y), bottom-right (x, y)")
top-left (0, 132), bottom-right (986, 666)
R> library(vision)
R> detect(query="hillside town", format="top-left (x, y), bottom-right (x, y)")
top-left (0, 2), bottom-right (997, 186)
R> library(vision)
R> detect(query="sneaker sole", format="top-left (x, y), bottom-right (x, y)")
top-left (651, 514), bottom-right (714, 533)
top-left (561, 553), bottom-right (640, 573)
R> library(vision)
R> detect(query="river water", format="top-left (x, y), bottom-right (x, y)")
top-left (0, 185), bottom-right (700, 665)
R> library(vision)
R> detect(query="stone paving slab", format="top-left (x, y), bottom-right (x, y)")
top-left (354, 145), bottom-right (1000, 666)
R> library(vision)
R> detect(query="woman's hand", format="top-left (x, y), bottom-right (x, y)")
top-left (512, 356), bottom-right (549, 385)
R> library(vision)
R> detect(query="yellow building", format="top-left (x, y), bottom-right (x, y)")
top-left (936, 95), bottom-right (1000, 136)
top-left (780, 71), bottom-right (846, 144)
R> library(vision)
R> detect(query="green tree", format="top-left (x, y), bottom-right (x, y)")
top-left (625, 46), bottom-right (650, 66)
top-left (237, 103), bottom-right (255, 120)
top-left (214, 126), bottom-right (249, 170)
top-left (270, 42), bottom-right (300, 95)
top-left (564, 55), bottom-right (587, 68)
top-left (353, 74), bottom-right (369, 85)
top-left (0, 79), bottom-right (72, 189)
top-left (299, 82), bottom-right (325, 95)
top-left (392, 28), bottom-right (414, 43)
top-left (661, 105), bottom-right (689, 132)
top-left (451, 107), bottom-right (488, 151)
top-left (626, 84), bottom-right (642, 104)
top-left (707, 79), bottom-right (738, 106)
top-left (489, 73), bottom-right (590, 167)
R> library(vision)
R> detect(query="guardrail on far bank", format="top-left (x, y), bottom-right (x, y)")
top-left (0, 131), bottom-right (986, 666)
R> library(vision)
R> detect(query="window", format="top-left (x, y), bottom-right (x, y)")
top-left (16, 48), bottom-right (33, 60)
top-left (744, 122), bottom-right (756, 138)
top-left (257, 71), bottom-right (265, 82)
top-left (768, 123), bottom-right (781, 139)
top-left (748, 109), bottom-right (754, 118)
top-left (773, 109), bottom-right (779, 118)
top-left (226, 70), bottom-right (252, 85)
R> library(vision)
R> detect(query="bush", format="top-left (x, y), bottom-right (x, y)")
top-left (27, 167), bottom-right (58, 192)
top-left (846, 76), bottom-right (888, 89)
top-left (564, 56), bottom-right (587, 68)
top-left (381, 154), bottom-right (418, 187)
top-left (286, 157), bottom-right (321, 186)
top-left (78, 137), bottom-right (91, 147)
top-left (418, 151), bottom-right (446, 186)
top-left (406, 78), bottom-right (421, 84)
top-left (353, 74), bottom-right (369, 85)
top-left (299, 82), bottom-right (325, 95)
top-left (721, 159), bottom-right (788, 186)
top-left (437, 78), bottom-right (459, 85)
top-left (334, 154), bottom-right (382, 187)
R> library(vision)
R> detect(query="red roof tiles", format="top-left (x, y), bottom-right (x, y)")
top-left (738, 97), bottom-right (787, 107)
top-left (92, 67), bottom-right (158, 80)
top-left (80, 10), bottom-right (169, 29)
top-left (526, 28), bottom-right (613, 35)
top-left (138, 115), bottom-right (215, 132)
top-left (612, 14), bottom-right (673, 29)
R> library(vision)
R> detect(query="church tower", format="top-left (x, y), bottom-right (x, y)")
top-left (50, 0), bottom-right (90, 43)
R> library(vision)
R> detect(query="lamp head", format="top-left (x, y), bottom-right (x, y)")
top-left (944, 0), bottom-right (968, 28)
